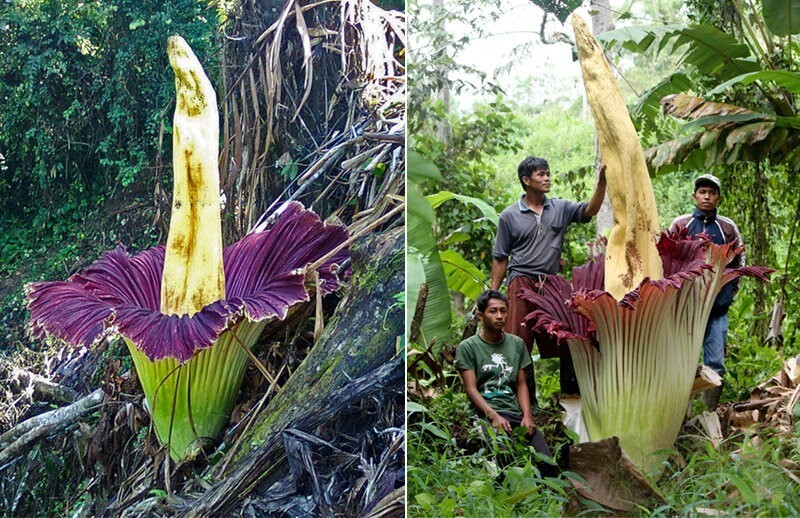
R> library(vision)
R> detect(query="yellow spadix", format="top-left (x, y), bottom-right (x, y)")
top-left (572, 13), bottom-right (663, 299)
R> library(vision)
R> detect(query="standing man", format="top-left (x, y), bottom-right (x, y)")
top-left (490, 156), bottom-right (606, 396)
top-left (455, 290), bottom-right (554, 472)
top-left (670, 173), bottom-right (744, 410)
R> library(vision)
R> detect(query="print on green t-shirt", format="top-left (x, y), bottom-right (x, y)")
top-left (454, 333), bottom-right (532, 417)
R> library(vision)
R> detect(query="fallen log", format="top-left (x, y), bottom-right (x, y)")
top-left (109, 226), bottom-right (404, 515)
top-left (203, 359), bottom-right (401, 516)
top-left (11, 368), bottom-right (80, 404)
top-left (115, 359), bottom-right (401, 517)
top-left (0, 388), bottom-right (104, 467)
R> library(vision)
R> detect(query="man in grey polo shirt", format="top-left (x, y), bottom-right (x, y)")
top-left (490, 156), bottom-right (606, 396)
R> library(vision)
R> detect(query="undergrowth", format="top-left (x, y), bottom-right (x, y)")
top-left (407, 390), bottom-right (571, 516)
top-left (0, 191), bottom-right (161, 515)
top-left (657, 433), bottom-right (800, 516)
top-left (0, 192), bottom-right (160, 354)
top-left (408, 314), bottom-right (800, 516)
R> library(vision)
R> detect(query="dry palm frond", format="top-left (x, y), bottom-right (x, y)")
top-left (215, 0), bottom-right (405, 239)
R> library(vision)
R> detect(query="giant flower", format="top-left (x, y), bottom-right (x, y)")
top-left (26, 36), bottom-right (349, 461)
top-left (517, 14), bottom-right (772, 473)
top-left (521, 232), bottom-right (770, 471)
top-left (27, 202), bottom-right (348, 460)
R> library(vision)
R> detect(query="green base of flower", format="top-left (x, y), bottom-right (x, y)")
top-left (568, 281), bottom-right (707, 473)
top-left (126, 320), bottom-right (266, 461)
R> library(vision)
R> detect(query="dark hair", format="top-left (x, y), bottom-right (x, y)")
top-left (517, 156), bottom-right (549, 189)
top-left (476, 290), bottom-right (508, 312)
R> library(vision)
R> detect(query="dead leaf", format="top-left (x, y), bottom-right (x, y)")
top-left (692, 364), bottom-right (722, 395)
top-left (697, 411), bottom-right (723, 449)
top-left (565, 437), bottom-right (664, 513)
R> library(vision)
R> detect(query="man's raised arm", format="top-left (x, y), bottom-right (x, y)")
top-left (583, 164), bottom-right (607, 219)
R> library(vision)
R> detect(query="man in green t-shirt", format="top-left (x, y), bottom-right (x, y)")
top-left (455, 290), bottom-right (552, 460)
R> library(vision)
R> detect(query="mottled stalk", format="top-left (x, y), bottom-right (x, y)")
top-left (161, 35), bottom-right (225, 316)
top-left (572, 13), bottom-right (662, 300)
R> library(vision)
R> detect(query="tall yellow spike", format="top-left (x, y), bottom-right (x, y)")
top-left (572, 13), bottom-right (663, 300)
top-left (160, 36), bottom-right (225, 316)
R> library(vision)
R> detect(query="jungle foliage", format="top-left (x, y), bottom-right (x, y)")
top-left (0, 0), bottom-right (217, 363)
top-left (408, 0), bottom-right (800, 514)
top-left (0, 0), bottom-right (217, 218)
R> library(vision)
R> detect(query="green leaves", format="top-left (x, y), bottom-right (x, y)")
top-left (599, 24), bottom-right (759, 81)
top-left (632, 72), bottom-right (693, 120)
top-left (408, 149), bottom-right (444, 183)
top-left (763, 0), bottom-right (800, 36)
top-left (440, 250), bottom-right (486, 301)
top-left (406, 241), bottom-right (451, 346)
top-left (0, 0), bottom-right (216, 217)
top-left (600, 11), bottom-right (800, 173)
top-left (644, 93), bottom-right (800, 173)
top-left (407, 151), bottom-right (452, 346)
top-left (408, 151), bottom-right (439, 224)
top-left (426, 191), bottom-right (499, 226)
top-left (709, 70), bottom-right (800, 96)
top-left (407, 151), bottom-right (500, 346)
top-left (527, 0), bottom-right (582, 24)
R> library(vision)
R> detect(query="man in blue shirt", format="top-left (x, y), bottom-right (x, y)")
top-left (670, 173), bottom-right (745, 410)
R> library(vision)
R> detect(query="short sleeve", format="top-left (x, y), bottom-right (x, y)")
top-left (567, 200), bottom-right (591, 224)
top-left (454, 339), bottom-right (476, 372)
top-left (515, 336), bottom-right (532, 371)
top-left (492, 214), bottom-right (512, 259)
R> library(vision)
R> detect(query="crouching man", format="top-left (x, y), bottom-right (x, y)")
top-left (455, 290), bottom-right (555, 472)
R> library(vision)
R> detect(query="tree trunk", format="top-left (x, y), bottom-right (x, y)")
top-left (433, 0), bottom-right (451, 145)
top-left (751, 162), bottom-right (771, 338)
top-left (188, 226), bottom-right (404, 514)
top-left (729, 162), bottom-right (771, 340)
top-left (591, 0), bottom-right (616, 236)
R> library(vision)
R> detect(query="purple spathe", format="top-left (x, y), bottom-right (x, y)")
top-left (517, 229), bottom-right (772, 470)
top-left (26, 202), bottom-right (349, 363)
top-left (520, 230), bottom-right (771, 348)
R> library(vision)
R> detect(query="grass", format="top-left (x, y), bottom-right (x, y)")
top-left (407, 391), bottom-right (570, 516)
top-left (407, 317), bottom-right (800, 516)
top-left (658, 433), bottom-right (800, 516)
